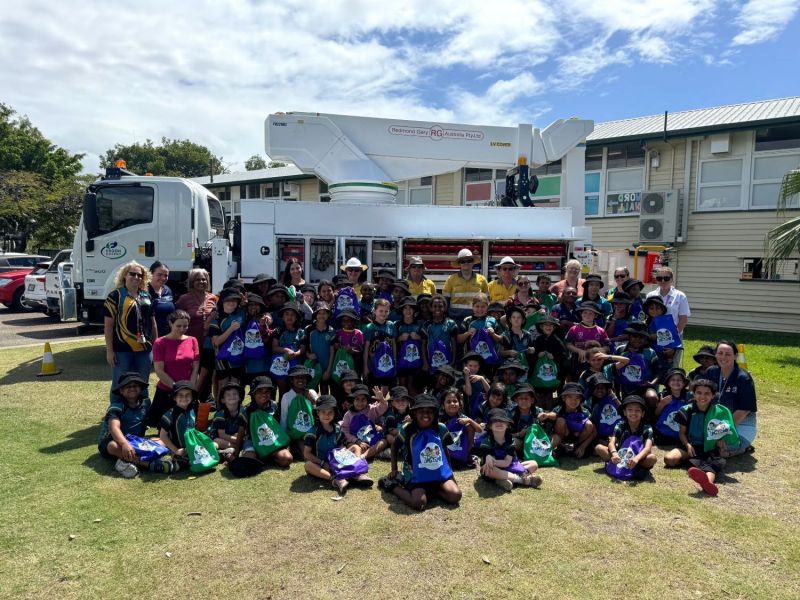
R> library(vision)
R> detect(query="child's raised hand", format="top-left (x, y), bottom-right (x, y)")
top-left (260, 313), bottom-right (272, 327)
top-left (372, 386), bottom-right (385, 401)
top-left (462, 366), bottom-right (470, 378)
top-left (228, 320), bottom-right (240, 332)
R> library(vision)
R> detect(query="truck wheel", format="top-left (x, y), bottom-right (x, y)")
top-left (11, 287), bottom-right (29, 311)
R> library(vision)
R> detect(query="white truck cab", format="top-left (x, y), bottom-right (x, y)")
top-left (72, 164), bottom-right (227, 324)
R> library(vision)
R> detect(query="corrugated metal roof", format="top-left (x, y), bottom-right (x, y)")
top-left (191, 165), bottom-right (308, 186)
top-left (587, 96), bottom-right (800, 143)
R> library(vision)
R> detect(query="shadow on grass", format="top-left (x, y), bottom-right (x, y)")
top-left (0, 344), bottom-right (109, 385)
top-left (591, 464), bottom-right (656, 484)
top-left (769, 356), bottom-right (800, 368)
top-left (724, 453), bottom-right (757, 475)
top-left (472, 476), bottom-right (506, 498)
top-left (290, 474), bottom-right (330, 493)
top-left (40, 424), bottom-right (99, 455)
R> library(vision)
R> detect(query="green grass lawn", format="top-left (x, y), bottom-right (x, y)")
top-left (1, 328), bottom-right (799, 599)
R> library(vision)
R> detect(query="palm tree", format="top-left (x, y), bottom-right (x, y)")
top-left (763, 168), bottom-right (800, 276)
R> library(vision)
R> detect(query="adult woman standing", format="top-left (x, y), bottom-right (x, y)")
top-left (341, 257), bottom-right (367, 298)
top-left (149, 310), bottom-right (200, 426)
top-left (505, 275), bottom-right (544, 331)
top-left (104, 261), bottom-right (157, 401)
top-left (282, 257), bottom-right (306, 290)
top-left (175, 268), bottom-right (218, 398)
top-left (148, 261), bottom-right (175, 338)
top-left (550, 259), bottom-right (586, 297)
top-left (487, 256), bottom-right (519, 303)
top-left (704, 341), bottom-right (758, 455)
top-left (605, 267), bottom-right (630, 301)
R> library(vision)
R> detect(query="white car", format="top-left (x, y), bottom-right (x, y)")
top-left (44, 249), bottom-right (73, 319)
top-left (22, 262), bottom-right (51, 312)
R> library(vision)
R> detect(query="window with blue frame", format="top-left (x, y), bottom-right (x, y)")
top-left (585, 172), bottom-right (601, 217)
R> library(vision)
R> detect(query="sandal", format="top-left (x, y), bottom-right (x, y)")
top-left (688, 467), bottom-right (718, 496)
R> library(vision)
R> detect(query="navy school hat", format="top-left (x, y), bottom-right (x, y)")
top-left (172, 379), bottom-right (198, 399)
top-left (336, 309), bottom-right (359, 322)
top-left (577, 301), bottom-right (602, 315)
top-left (218, 377), bottom-right (244, 397)
top-left (266, 284), bottom-right (290, 298)
top-left (621, 394), bottom-right (646, 409)
top-left (249, 376), bottom-right (274, 397)
top-left (693, 345), bottom-right (716, 363)
top-left (584, 273), bottom-right (605, 289)
top-left (560, 382), bottom-right (584, 397)
top-left (339, 369), bottom-right (360, 383)
top-left (487, 407), bottom-right (513, 423)
top-left (218, 287), bottom-right (243, 304)
top-left (623, 321), bottom-right (649, 337)
top-left (610, 292), bottom-right (633, 305)
top-left (410, 393), bottom-right (439, 412)
top-left (511, 383), bottom-right (535, 398)
top-left (246, 293), bottom-right (266, 309)
top-left (112, 372), bottom-right (149, 393)
top-left (622, 278), bottom-right (644, 293)
top-left (461, 351), bottom-right (484, 366)
top-left (643, 295), bottom-right (667, 313)
top-left (497, 359), bottom-right (526, 374)
top-left (436, 365), bottom-right (460, 381)
top-left (315, 395), bottom-right (338, 412)
top-left (252, 273), bottom-right (277, 286)
top-left (348, 384), bottom-right (371, 399)
top-left (662, 367), bottom-right (689, 385)
top-left (587, 373), bottom-right (612, 388)
top-left (390, 386), bottom-right (412, 401)
top-left (287, 365), bottom-right (311, 378)
top-left (278, 302), bottom-right (302, 317)
top-left (488, 301), bottom-right (505, 313)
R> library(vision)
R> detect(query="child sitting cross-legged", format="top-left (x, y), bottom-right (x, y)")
top-left (211, 378), bottom-right (246, 462)
top-left (595, 394), bottom-right (657, 480)
top-left (303, 395), bottom-right (373, 495)
top-left (538, 383), bottom-right (596, 458)
top-left (380, 394), bottom-right (462, 511)
top-left (159, 380), bottom-right (203, 471)
top-left (477, 408), bottom-right (543, 492)
top-left (340, 384), bottom-right (389, 460)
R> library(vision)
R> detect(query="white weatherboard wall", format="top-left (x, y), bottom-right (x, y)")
top-left (587, 135), bottom-right (800, 333)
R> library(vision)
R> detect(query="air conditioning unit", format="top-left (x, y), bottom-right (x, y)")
top-left (638, 190), bottom-right (679, 244)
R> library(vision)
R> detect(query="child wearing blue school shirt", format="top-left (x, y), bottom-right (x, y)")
top-left (209, 288), bottom-right (247, 386)
top-left (271, 303), bottom-right (307, 396)
top-left (395, 297), bottom-right (425, 395)
top-left (595, 394), bottom-right (657, 479)
top-left (358, 283), bottom-right (376, 327)
top-left (303, 302), bottom-right (336, 394)
top-left (654, 368), bottom-right (692, 443)
top-left (159, 380), bottom-right (200, 470)
top-left (477, 408), bottom-right (542, 492)
top-left (242, 294), bottom-right (272, 386)
top-left (421, 294), bottom-right (458, 374)
top-left (615, 322), bottom-right (660, 414)
top-left (211, 378), bottom-right (245, 459)
top-left (509, 384), bottom-right (544, 455)
top-left (362, 298), bottom-right (397, 391)
top-left (456, 293), bottom-right (503, 353)
top-left (538, 383), bottom-right (596, 458)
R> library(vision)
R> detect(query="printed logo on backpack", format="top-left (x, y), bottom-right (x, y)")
top-left (428, 339), bottom-right (452, 372)
top-left (652, 315), bottom-right (682, 349)
top-left (470, 328), bottom-right (499, 365)
top-left (702, 403), bottom-right (740, 452)
top-left (531, 354), bottom-right (559, 388)
top-left (655, 398), bottom-right (685, 440)
top-left (350, 413), bottom-right (384, 446)
top-left (606, 435), bottom-right (644, 480)
top-left (445, 418), bottom-right (470, 464)
top-left (620, 353), bottom-right (646, 385)
top-left (243, 320), bottom-right (266, 359)
top-left (398, 339), bottom-right (422, 370)
top-left (287, 394), bottom-right (315, 440)
top-left (372, 341), bottom-right (396, 377)
top-left (522, 423), bottom-right (558, 466)
top-left (326, 447), bottom-right (369, 480)
top-left (409, 428), bottom-right (454, 484)
top-left (183, 428), bottom-right (220, 473)
top-left (593, 399), bottom-right (622, 437)
top-left (217, 330), bottom-right (245, 366)
top-left (249, 410), bottom-right (290, 458)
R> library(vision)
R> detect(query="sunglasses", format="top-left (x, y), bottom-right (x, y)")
top-left (614, 274), bottom-right (627, 279)
top-left (458, 259), bottom-right (474, 264)
top-left (518, 281), bottom-right (530, 286)
top-left (409, 264), bottom-right (423, 268)
top-left (499, 267), bottom-right (516, 272)
top-left (655, 276), bottom-right (672, 282)
top-left (127, 272), bottom-right (144, 278)
top-left (346, 268), bottom-right (361, 273)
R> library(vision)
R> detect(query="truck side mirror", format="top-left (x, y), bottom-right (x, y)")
top-left (83, 191), bottom-right (99, 239)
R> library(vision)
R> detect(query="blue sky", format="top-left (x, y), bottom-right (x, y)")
top-left (1, 0), bottom-right (798, 173)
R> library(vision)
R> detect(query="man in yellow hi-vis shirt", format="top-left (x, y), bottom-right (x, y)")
top-left (487, 256), bottom-right (519, 303)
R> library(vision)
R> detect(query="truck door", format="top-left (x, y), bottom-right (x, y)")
top-left (371, 239), bottom-right (399, 278)
top-left (309, 238), bottom-right (337, 284)
top-left (81, 183), bottom-right (156, 304)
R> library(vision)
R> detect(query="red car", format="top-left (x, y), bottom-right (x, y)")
top-left (0, 267), bottom-right (36, 311)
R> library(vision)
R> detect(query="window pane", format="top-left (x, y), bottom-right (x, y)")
top-left (239, 185), bottom-right (247, 199)
top-left (585, 172), bottom-right (600, 194)
top-left (465, 182), bottom-right (492, 203)
top-left (248, 184), bottom-right (259, 198)
top-left (585, 148), bottom-right (603, 170)
top-left (700, 159), bottom-right (742, 183)
top-left (420, 176), bottom-right (433, 186)
top-left (409, 188), bottom-right (432, 205)
top-left (607, 168), bottom-right (642, 192)
top-left (495, 169), bottom-right (507, 179)
top-left (753, 154), bottom-right (800, 181)
top-left (755, 124), bottom-right (800, 151)
top-left (585, 195), bottom-right (599, 216)
top-left (93, 186), bottom-right (154, 236)
top-left (626, 143), bottom-right (645, 166)
top-left (752, 182), bottom-right (799, 208)
top-left (532, 175), bottom-right (560, 197)
top-left (698, 185), bottom-right (742, 209)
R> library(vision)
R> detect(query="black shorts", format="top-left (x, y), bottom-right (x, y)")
top-left (98, 438), bottom-right (113, 459)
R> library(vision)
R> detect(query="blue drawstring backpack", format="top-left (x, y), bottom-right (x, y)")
top-left (564, 410), bottom-right (589, 434)
top-left (397, 339), bottom-right (423, 371)
top-left (606, 436), bottom-right (644, 480)
top-left (326, 447), bottom-right (369, 480)
top-left (468, 390), bottom-right (485, 421)
top-left (334, 287), bottom-right (360, 319)
top-left (269, 354), bottom-right (298, 380)
top-left (216, 330), bottom-right (245, 366)
top-left (124, 434), bottom-right (170, 462)
top-left (409, 427), bottom-right (453, 484)
top-left (428, 339), bottom-right (452, 372)
top-left (445, 418), bottom-right (470, 465)
top-left (470, 328), bottom-right (499, 365)
top-left (592, 397), bottom-right (623, 437)
top-left (372, 341), bottom-right (396, 378)
top-left (651, 315), bottom-right (682, 350)
top-left (655, 398), bottom-right (685, 440)
top-left (619, 353), bottom-right (647, 386)
top-left (349, 413), bottom-right (384, 446)
top-left (490, 445), bottom-right (527, 475)
top-left (242, 320), bottom-right (266, 359)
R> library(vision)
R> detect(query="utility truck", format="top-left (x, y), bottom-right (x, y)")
top-left (67, 113), bottom-right (593, 325)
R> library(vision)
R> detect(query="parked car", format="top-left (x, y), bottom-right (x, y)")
top-left (0, 253), bottom-right (50, 273)
top-left (45, 250), bottom-right (73, 319)
top-left (21, 262), bottom-right (51, 312)
top-left (0, 268), bottom-right (37, 311)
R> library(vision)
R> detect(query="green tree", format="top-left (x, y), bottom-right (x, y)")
top-left (268, 160), bottom-right (288, 168)
top-left (763, 169), bottom-right (800, 276)
top-left (245, 154), bottom-right (267, 170)
top-left (99, 137), bottom-right (227, 177)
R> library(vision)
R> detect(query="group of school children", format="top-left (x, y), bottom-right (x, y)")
top-left (98, 252), bottom-right (743, 507)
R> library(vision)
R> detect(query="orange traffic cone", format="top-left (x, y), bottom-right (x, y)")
top-left (736, 343), bottom-right (748, 370)
top-left (37, 342), bottom-right (62, 377)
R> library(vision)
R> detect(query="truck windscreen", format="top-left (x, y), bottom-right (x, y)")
top-left (206, 195), bottom-right (225, 235)
top-left (89, 186), bottom-right (154, 236)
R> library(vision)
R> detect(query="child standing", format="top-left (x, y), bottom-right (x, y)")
top-left (539, 383), bottom-right (596, 458)
top-left (663, 379), bottom-right (727, 496)
top-left (457, 293), bottom-right (503, 370)
top-left (533, 274), bottom-right (557, 311)
top-left (595, 394), bottom-right (657, 479)
top-left (529, 314), bottom-right (569, 410)
top-left (478, 408), bottom-right (542, 491)
top-left (501, 305), bottom-right (534, 361)
top-left (303, 301), bottom-right (336, 394)
top-left (303, 395), bottom-right (373, 494)
top-left (382, 394), bottom-right (463, 511)
top-left (395, 296), bottom-right (425, 395)
top-left (210, 288), bottom-right (247, 395)
top-left (242, 294), bottom-right (272, 386)
top-left (362, 298), bottom-right (398, 391)
top-left (333, 310), bottom-right (364, 377)
top-left (271, 303), bottom-right (307, 396)
top-left (460, 351), bottom-right (490, 419)
top-left (421, 294), bottom-right (458, 379)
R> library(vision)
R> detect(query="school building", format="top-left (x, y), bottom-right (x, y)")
top-left (194, 96), bottom-right (800, 333)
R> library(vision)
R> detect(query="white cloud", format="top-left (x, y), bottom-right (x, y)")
top-left (732, 0), bottom-right (800, 45)
top-left (0, 0), bottom-right (795, 175)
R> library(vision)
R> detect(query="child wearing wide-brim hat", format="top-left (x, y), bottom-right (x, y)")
top-left (477, 408), bottom-right (542, 492)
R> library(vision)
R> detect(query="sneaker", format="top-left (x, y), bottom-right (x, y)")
top-left (688, 467), bottom-right (719, 496)
top-left (149, 458), bottom-right (177, 474)
top-left (115, 459), bottom-right (138, 479)
top-left (219, 448), bottom-right (236, 463)
top-left (379, 448), bottom-right (392, 460)
top-left (332, 478), bottom-right (349, 495)
top-left (495, 478), bottom-right (513, 492)
top-left (352, 473), bottom-right (374, 488)
top-left (378, 476), bottom-right (398, 493)
top-left (520, 473), bottom-right (543, 488)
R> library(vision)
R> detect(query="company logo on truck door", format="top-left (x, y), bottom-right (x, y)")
top-left (100, 241), bottom-right (127, 259)
top-left (388, 124), bottom-right (484, 141)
